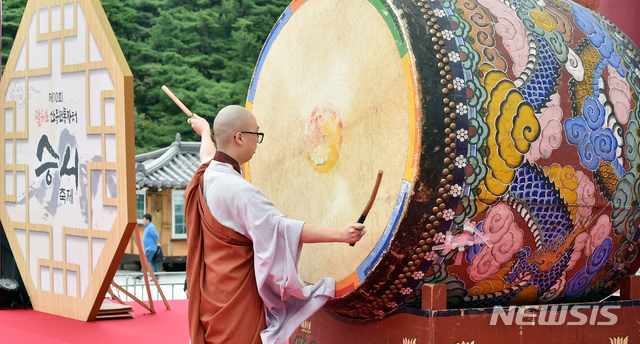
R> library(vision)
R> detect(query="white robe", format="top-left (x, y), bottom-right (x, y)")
top-left (202, 158), bottom-right (336, 344)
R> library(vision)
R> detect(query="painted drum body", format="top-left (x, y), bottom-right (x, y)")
top-left (246, 0), bottom-right (640, 319)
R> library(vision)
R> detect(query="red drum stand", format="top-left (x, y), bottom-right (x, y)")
top-left (290, 275), bottom-right (640, 344)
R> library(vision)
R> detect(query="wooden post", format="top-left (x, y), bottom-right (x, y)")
top-left (110, 225), bottom-right (171, 313)
top-left (620, 274), bottom-right (640, 300)
top-left (133, 225), bottom-right (171, 310)
top-left (421, 283), bottom-right (447, 310)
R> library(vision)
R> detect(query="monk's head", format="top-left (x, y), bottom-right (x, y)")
top-left (213, 105), bottom-right (262, 165)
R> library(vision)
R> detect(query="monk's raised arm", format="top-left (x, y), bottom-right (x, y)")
top-left (188, 113), bottom-right (216, 162)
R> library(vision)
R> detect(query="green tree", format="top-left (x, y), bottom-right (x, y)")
top-left (2, 0), bottom-right (290, 153)
top-left (1, 0), bottom-right (29, 73)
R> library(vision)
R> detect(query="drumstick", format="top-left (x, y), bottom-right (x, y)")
top-left (350, 170), bottom-right (383, 247)
top-left (162, 85), bottom-right (217, 144)
top-left (162, 85), bottom-right (193, 118)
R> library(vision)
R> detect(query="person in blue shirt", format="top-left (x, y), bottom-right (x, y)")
top-left (136, 213), bottom-right (161, 280)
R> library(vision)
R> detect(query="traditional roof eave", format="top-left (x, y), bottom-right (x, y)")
top-left (135, 133), bottom-right (201, 189)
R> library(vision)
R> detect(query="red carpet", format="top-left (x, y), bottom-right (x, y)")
top-left (0, 299), bottom-right (189, 344)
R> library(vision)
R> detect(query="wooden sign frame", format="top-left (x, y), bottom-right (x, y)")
top-left (0, 0), bottom-right (135, 321)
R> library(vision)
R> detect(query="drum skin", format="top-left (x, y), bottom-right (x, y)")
top-left (246, 0), bottom-right (640, 319)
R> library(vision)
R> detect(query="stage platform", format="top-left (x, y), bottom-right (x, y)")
top-left (0, 299), bottom-right (189, 344)
top-left (2, 278), bottom-right (639, 344)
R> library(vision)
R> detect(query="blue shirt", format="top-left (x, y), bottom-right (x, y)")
top-left (142, 222), bottom-right (159, 252)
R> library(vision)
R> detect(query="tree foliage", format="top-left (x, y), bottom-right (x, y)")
top-left (2, 0), bottom-right (289, 153)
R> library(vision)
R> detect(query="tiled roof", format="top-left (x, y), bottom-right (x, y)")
top-left (135, 133), bottom-right (200, 189)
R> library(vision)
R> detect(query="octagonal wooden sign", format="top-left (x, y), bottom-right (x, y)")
top-left (0, 0), bottom-right (135, 321)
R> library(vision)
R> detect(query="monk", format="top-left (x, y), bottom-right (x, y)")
top-left (184, 107), bottom-right (365, 344)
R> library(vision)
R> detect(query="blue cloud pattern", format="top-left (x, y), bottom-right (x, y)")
top-left (572, 3), bottom-right (626, 77)
top-left (564, 97), bottom-right (617, 170)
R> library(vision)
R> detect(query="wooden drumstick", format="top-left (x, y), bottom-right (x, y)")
top-left (351, 170), bottom-right (383, 247)
top-left (162, 85), bottom-right (217, 143)
top-left (162, 85), bottom-right (193, 118)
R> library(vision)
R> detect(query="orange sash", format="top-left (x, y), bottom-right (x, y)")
top-left (185, 161), bottom-right (266, 343)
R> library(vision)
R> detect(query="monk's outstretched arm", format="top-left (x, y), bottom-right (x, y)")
top-left (300, 222), bottom-right (365, 244)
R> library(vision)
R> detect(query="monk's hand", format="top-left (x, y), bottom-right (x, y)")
top-left (342, 223), bottom-right (365, 244)
top-left (188, 113), bottom-right (211, 137)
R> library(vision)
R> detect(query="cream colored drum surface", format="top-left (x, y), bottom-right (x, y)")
top-left (247, 0), bottom-right (419, 319)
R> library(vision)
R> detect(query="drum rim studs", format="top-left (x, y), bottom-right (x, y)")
top-left (387, 0), bottom-right (458, 307)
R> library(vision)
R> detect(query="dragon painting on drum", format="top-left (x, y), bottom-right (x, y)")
top-left (246, 0), bottom-right (640, 319)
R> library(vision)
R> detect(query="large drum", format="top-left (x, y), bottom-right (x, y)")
top-left (246, 0), bottom-right (640, 319)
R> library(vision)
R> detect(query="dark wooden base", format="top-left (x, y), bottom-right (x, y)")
top-left (291, 275), bottom-right (640, 343)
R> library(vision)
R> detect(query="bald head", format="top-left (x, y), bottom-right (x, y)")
top-left (212, 105), bottom-right (260, 164)
top-left (213, 105), bottom-right (255, 148)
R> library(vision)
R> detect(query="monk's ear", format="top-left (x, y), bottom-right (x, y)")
top-left (234, 132), bottom-right (243, 146)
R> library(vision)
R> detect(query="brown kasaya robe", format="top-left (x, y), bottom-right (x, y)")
top-left (184, 160), bottom-right (266, 344)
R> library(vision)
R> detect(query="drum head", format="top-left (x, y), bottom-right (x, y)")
top-left (247, 0), bottom-right (415, 284)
